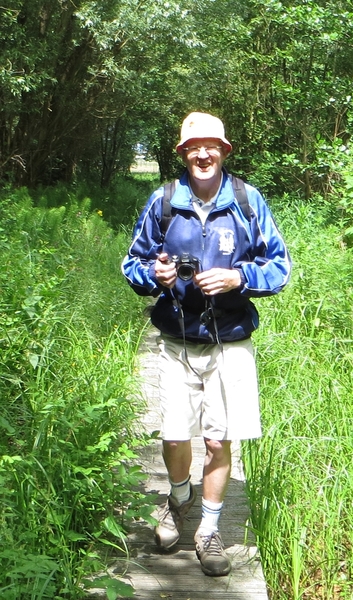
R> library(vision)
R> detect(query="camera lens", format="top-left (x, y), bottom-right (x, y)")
top-left (177, 264), bottom-right (194, 281)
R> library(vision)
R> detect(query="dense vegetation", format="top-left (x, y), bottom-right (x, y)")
top-left (0, 177), bottom-right (159, 599)
top-left (1, 1), bottom-right (353, 598)
top-left (1, 0), bottom-right (352, 197)
top-left (1, 174), bottom-right (353, 599)
top-left (243, 196), bottom-right (353, 600)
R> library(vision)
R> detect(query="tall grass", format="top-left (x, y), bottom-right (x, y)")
top-left (0, 182), bottom-right (155, 599)
top-left (30, 173), bottom-right (160, 231)
top-left (242, 196), bottom-right (353, 599)
top-left (2, 177), bottom-right (353, 599)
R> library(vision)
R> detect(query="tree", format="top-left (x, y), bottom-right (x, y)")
top-left (202, 0), bottom-right (353, 196)
top-left (1, 0), bottom-right (352, 195)
top-left (0, 0), bottom-right (206, 186)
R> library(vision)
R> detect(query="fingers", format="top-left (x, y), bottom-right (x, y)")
top-left (194, 268), bottom-right (241, 295)
top-left (155, 261), bottom-right (241, 293)
top-left (155, 254), bottom-right (177, 288)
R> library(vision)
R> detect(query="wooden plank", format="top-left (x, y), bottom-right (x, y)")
top-left (124, 330), bottom-right (269, 600)
top-left (120, 593), bottom-right (267, 600)
top-left (86, 329), bottom-right (269, 599)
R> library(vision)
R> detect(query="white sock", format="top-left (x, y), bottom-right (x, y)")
top-left (198, 497), bottom-right (223, 534)
top-left (169, 475), bottom-right (191, 504)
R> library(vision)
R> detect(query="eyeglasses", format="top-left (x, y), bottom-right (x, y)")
top-left (182, 145), bottom-right (223, 157)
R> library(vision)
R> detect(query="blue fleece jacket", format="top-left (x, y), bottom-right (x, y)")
top-left (122, 169), bottom-right (291, 343)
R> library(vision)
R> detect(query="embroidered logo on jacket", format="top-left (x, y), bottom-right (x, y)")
top-left (218, 229), bottom-right (235, 254)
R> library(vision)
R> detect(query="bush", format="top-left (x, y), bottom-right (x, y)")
top-left (242, 196), bottom-right (353, 599)
top-left (0, 185), bottom-right (154, 599)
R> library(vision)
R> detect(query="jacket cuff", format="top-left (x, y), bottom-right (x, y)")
top-left (235, 268), bottom-right (246, 291)
top-left (148, 262), bottom-right (163, 294)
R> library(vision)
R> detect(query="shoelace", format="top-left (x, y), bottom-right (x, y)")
top-left (160, 498), bottom-right (194, 530)
top-left (159, 500), bottom-right (182, 529)
top-left (199, 532), bottom-right (224, 555)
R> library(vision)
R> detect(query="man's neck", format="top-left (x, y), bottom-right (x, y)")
top-left (189, 173), bottom-right (223, 203)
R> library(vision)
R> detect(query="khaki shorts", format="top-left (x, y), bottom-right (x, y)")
top-left (157, 334), bottom-right (262, 441)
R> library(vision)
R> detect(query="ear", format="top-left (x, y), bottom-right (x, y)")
top-left (221, 143), bottom-right (232, 157)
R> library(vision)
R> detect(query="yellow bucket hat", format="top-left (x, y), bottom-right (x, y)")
top-left (176, 112), bottom-right (232, 154)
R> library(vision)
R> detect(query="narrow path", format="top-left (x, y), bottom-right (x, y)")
top-left (123, 329), bottom-right (269, 599)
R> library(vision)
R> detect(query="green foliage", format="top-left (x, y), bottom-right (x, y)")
top-left (333, 149), bottom-right (353, 245)
top-left (84, 576), bottom-right (135, 600)
top-left (0, 551), bottom-right (59, 600)
top-left (0, 0), bottom-right (205, 186)
top-left (0, 183), bottom-right (153, 598)
top-left (216, 0), bottom-right (353, 197)
top-left (1, 0), bottom-right (353, 194)
top-left (128, 0), bottom-right (353, 194)
top-left (242, 196), bottom-right (353, 599)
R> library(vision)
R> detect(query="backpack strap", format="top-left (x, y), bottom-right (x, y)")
top-left (160, 173), bottom-right (251, 239)
top-left (228, 174), bottom-right (251, 222)
top-left (160, 179), bottom-right (177, 240)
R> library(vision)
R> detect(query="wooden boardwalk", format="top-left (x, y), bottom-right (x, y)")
top-left (122, 330), bottom-right (269, 600)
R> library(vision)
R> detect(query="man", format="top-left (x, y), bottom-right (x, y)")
top-left (122, 112), bottom-right (291, 577)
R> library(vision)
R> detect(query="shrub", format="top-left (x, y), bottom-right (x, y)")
top-left (0, 186), bottom-right (153, 599)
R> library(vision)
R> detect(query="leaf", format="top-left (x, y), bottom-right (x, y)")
top-left (0, 416), bottom-right (15, 434)
top-left (66, 531), bottom-right (87, 542)
top-left (93, 537), bottom-right (125, 551)
top-left (29, 353), bottom-right (39, 369)
top-left (102, 516), bottom-right (126, 539)
top-left (0, 455), bottom-right (23, 465)
top-left (106, 578), bottom-right (134, 599)
top-left (83, 576), bottom-right (134, 598)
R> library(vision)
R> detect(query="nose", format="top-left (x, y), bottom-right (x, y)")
top-left (197, 146), bottom-right (209, 158)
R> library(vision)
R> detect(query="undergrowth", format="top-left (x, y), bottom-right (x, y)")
top-left (2, 175), bottom-right (353, 599)
top-left (243, 195), bottom-right (353, 600)
top-left (0, 181), bottom-right (155, 599)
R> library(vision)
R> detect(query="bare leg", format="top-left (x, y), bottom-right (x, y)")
top-left (202, 438), bottom-right (232, 502)
top-left (155, 440), bottom-right (195, 550)
top-left (162, 440), bottom-right (192, 483)
top-left (193, 438), bottom-right (232, 576)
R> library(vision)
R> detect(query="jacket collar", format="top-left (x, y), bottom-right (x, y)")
top-left (171, 168), bottom-right (235, 210)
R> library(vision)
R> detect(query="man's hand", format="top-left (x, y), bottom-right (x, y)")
top-left (194, 268), bottom-right (242, 295)
top-left (155, 252), bottom-right (177, 289)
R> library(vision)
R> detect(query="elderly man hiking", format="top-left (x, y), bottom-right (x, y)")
top-left (122, 112), bottom-right (291, 576)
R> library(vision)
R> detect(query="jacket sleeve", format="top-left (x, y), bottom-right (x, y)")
top-left (237, 185), bottom-right (291, 297)
top-left (121, 189), bottom-right (164, 297)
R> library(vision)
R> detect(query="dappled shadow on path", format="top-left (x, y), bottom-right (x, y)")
top-left (118, 438), bottom-right (264, 600)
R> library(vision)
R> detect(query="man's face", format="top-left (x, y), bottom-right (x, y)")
top-left (181, 138), bottom-right (227, 184)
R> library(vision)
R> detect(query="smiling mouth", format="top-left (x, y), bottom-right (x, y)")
top-left (197, 161), bottom-right (211, 170)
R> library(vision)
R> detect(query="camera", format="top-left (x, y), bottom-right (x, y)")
top-left (172, 253), bottom-right (200, 281)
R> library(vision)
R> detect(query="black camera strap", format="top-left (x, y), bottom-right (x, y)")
top-left (171, 290), bottom-right (223, 381)
top-left (171, 290), bottom-right (202, 380)
top-left (200, 298), bottom-right (223, 351)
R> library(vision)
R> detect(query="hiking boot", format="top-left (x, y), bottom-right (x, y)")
top-left (194, 530), bottom-right (231, 576)
top-left (154, 484), bottom-right (197, 550)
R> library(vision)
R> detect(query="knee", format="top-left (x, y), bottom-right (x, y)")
top-left (164, 440), bottom-right (180, 451)
top-left (204, 438), bottom-right (231, 460)
top-left (163, 440), bottom-right (191, 457)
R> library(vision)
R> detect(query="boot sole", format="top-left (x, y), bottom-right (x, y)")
top-left (155, 532), bottom-right (180, 551)
top-left (196, 551), bottom-right (231, 577)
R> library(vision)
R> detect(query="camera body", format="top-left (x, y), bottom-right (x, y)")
top-left (172, 253), bottom-right (200, 281)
